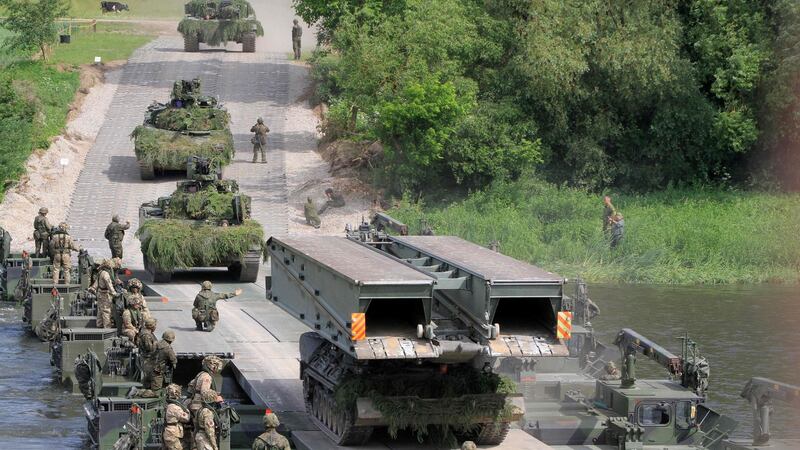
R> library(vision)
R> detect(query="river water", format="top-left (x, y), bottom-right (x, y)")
top-left (0, 284), bottom-right (797, 447)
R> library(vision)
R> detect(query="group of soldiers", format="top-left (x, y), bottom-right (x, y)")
top-left (303, 188), bottom-right (346, 228)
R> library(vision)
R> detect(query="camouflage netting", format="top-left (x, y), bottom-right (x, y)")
top-left (333, 366), bottom-right (516, 444)
top-left (137, 219), bottom-right (264, 270)
top-left (184, 0), bottom-right (256, 18)
top-left (178, 18), bottom-right (264, 47)
top-left (152, 105), bottom-right (230, 132)
top-left (166, 185), bottom-right (251, 221)
top-left (131, 126), bottom-right (234, 170)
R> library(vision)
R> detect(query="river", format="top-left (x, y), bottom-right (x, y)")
top-left (0, 283), bottom-right (797, 447)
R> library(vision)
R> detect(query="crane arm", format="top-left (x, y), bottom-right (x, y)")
top-left (613, 328), bottom-right (682, 376)
top-left (740, 377), bottom-right (800, 445)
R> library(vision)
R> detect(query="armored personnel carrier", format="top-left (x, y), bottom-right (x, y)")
top-left (138, 176), bottom-right (263, 282)
top-left (131, 78), bottom-right (233, 180)
top-left (178, 0), bottom-right (263, 52)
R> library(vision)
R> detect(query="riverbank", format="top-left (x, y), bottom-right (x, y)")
top-left (390, 178), bottom-right (800, 284)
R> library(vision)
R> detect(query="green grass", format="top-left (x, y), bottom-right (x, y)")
top-left (69, 0), bottom-right (185, 19)
top-left (391, 178), bottom-right (800, 284)
top-left (50, 22), bottom-right (154, 65)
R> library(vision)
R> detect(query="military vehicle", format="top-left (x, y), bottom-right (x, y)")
top-left (178, 0), bottom-right (263, 53)
top-left (131, 78), bottom-right (234, 180)
top-left (0, 228), bottom-right (51, 301)
top-left (264, 233), bottom-right (613, 446)
top-left (137, 177), bottom-right (263, 282)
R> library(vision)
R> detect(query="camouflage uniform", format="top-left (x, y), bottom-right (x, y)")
top-left (137, 318), bottom-right (159, 386)
top-left (317, 188), bottom-right (345, 215)
top-left (126, 278), bottom-right (150, 320)
top-left (50, 224), bottom-right (80, 284)
top-left (610, 214), bottom-right (624, 249)
top-left (163, 384), bottom-right (191, 450)
top-left (250, 119), bottom-right (269, 163)
top-left (33, 208), bottom-right (52, 258)
top-left (189, 356), bottom-right (224, 416)
top-left (292, 19), bottom-right (302, 60)
top-left (252, 412), bottom-right (291, 450)
top-left (91, 260), bottom-right (115, 328)
top-left (599, 361), bottom-right (621, 380)
top-left (137, 330), bottom-right (177, 398)
top-left (192, 281), bottom-right (239, 331)
top-left (303, 197), bottom-right (320, 228)
top-left (195, 389), bottom-right (221, 450)
top-left (104, 215), bottom-right (130, 259)
top-left (121, 297), bottom-right (145, 342)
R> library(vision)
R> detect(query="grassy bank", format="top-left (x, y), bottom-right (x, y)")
top-left (69, 0), bottom-right (184, 19)
top-left (0, 23), bottom-right (154, 202)
top-left (391, 178), bottom-right (800, 284)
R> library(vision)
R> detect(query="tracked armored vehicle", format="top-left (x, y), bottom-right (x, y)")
top-left (138, 176), bottom-right (263, 282)
top-left (178, 0), bottom-right (263, 53)
top-left (266, 233), bottom-right (609, 446)
top-left (131, 78), bottom-right (233, 180)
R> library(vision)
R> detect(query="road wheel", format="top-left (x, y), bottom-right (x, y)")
top-left (304, 374), bottom-right (373, 446)
top-left (242, 32), bottom-right (256, 53)
top-left (184, 33), bottom-right (199, 52)
top-left (457, 421), bottom-right (511, 446)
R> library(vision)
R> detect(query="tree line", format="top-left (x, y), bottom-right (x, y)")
top-left (296, 0), bottom-right (800, 192)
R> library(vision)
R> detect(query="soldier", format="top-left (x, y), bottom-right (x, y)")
top-left (303, 197), bottom-right (320, 229)
top-left (15, 250), bottom-right (33, 301)
top-left (50, 223), bottom-right (80, 284)
top-left (163, 383), bottom-right (191, 450)
top-left (252, 410), bottom-right (291, 450)
top-left (120, 292), bottom-right (145, 343)
top-left (188, 356), bottom-right (225, 418)
top-left (461, 442), bottom-right (477, 450)
top-left (599, 361), bottom-right (621, 380)
top-left (317, 188), bottom-right (345, 215)
top-left (610, 213), bottom-right (625, 249)
top-left (126, 278), bottom-right (151, 320)
top-left (104, 215), bottom-right (130, 259)
top-left (602, 196), bottom-right (616, 233)
top-left (192, 281), bottom-right (242, 331)
top-left (292, 19), bottom-right (302, 60)
top-left (250, 118), bottom-right (269, 163)
top-left (33, 207), bottom-right (52, 258)
top-left (195, 389), bottom-right (221, 450)
top-left (138, 317), bottom-right (158, 358)
top-left (136, 330), bottom-right (177, 398)
top-left (89, 259), bottom-right (115, 328)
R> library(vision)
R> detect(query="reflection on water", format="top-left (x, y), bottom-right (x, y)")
top-left (0, 306), bottom-right (85, 449)
top-left (590, 283), bottom-right (800, 439)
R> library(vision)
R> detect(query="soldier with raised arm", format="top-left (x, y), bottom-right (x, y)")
top-left (104, 215), bottom-right (130, 259)
top-left (192, 281), bottom-right (242, 331)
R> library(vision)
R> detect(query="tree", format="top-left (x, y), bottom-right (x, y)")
top-left (1, 0), bottom-right (69, 61)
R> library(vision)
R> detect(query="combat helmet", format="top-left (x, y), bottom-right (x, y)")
top-left (166, 383), bottom-right (182, 399)
top-left (99, 258), bottom-right (112, 269)
top-left (201, 280), bottom-right (212, 290)
top-left (461, 442), bottom-right (477, 450)
top-left (263, 410), bottom-right (280, 428)
top-left (202, 388), bottom-right (219, 403)
top-left (112, 215), bottom-right (120, 223)
top-left (39, 207), bottom-right (48, 215)
top-left (58, 222), bottom-right (69, 232)
top-left (202, 355), bottom-right (224, 373)
top-left (128, 278), bottom-right (143, 290)
top-left (144, 317), bottom-right (157, 329)
top-left (162, 330), bottom-right (176, 343)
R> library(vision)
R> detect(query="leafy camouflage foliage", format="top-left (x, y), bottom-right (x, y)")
top-left (152, 106), bottom-right (230, 132)
top-left (136, 219), bottom-right (263, 270)
top-left (178, 17), bottom-right (263, 47)
top-left (333, 366), bottom-right (515, 443)
top-left (131, 125), bottom-right (233, 170)
top-left (184, 0), bottom-right (256, 18)
top-left (166, 185), bottom-right (249, 221)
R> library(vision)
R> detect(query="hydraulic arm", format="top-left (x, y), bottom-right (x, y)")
top-left (740, 377), bottom-right (800, 445)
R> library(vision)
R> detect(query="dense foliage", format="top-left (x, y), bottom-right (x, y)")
top-left (0, 0), bottom-right (69, 60)
top-left (391, 178), bottom-right (800, 284)
top-left (177, 17), bottom-right (263, 47)
top-left (131, 126), bottom-right (234, 169)
top-left (152, 106), bottom-right (230, 131)
top-left (299, 0), bottom-right (800, 192)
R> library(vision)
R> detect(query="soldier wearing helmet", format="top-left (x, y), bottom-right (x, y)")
top-left (461, 442), bottom-right (477, 450)
top-left (599, 360), bottom-right (621, 381)
top-left (188, 356), bottom-right (225, 416)
top-left (195, 389), bottom-right (222, 450)
top-left (163, 383), bottom-right (191, 450)
top-left (317, 187), bottom-right (346, 215)
top-left (104, 214), bottom-right (130, 259)
top-left (89, 259), bottom-right (116, 328)
top-left (33, 207), bottom-right (52, 258)
top-left (192, 281), bottom-right (242, 332)
top-left (250, 117), bottom-right (269, 163)
top-left (49, 222), bottom-right (80, 284)
top-left (135, 329), bottom-right (177, 398)
top-left (138, 317), bottom-right (158, 357)
top-left (120, 288), bottom-right (145, 342)
top-left (252, 410), bottom-right (291, 450)
top-left (126, 278), bottom-right (151, 319)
